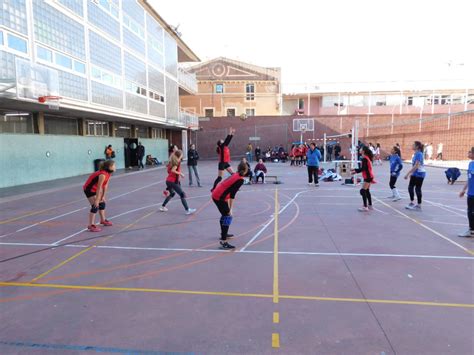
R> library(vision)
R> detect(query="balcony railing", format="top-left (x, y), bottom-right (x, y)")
top-left (178, 67), bottom-right (198, 94)
top-left (178, 109), bottom-right (199, 130)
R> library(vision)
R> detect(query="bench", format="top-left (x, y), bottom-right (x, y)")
top-left (265, 175), bottom-right (282, 184)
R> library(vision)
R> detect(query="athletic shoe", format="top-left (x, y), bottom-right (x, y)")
top-left (405, 203), bottom-right (416, 210)
top-left (314, 183), bottom-right (320, 187)
top-left (159, 206), bottom-right (168, 212)
top-left (185, 208), bottom-right (196, 215)
top-left (386, 194), bottom-right (395, 199)
top-left (308, 183), bottom-right (313, 186)
top-left (100, 220), bottom-right (113, 226)
top-left (412, 205), bottom-right (422, 211)
top-left (162, 190), bottom-right (170, 197)
top-left (198, 184), bottom-right (202, 187)
top-left (392, 196), bottom-right (402, 202)
top-left (458, 230), bottom-right (474, 237)
top-left (88, 224), bottom-right (102, 232)
top-left (358, 207), bottom-right (369, 212)
top-left (368, 206), bottom-right (374, 210)
top-left (220, 241), bottom-right (235, 250)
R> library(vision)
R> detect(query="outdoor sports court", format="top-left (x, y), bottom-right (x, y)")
top-left (0, 162), bottom-right (473, 355)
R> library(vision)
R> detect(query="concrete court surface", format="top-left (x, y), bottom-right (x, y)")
top-left (0, 160), bottom-right (473, 355)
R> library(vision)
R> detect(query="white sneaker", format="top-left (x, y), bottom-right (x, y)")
top-left (358, 207), bottom-right (369, 212)
top-left (308, 182), bottom-right (313, 186)
top-left (185, 208), bottom-right (196, 215)
top-left (458, 230), bottom-right (474, 237)
top-left (159, 206), bottom-right (168, 212)
top-left (405, 203), bottom-right (416, 210)
top-left (314, 183), bottom-right (320, 187)
top-left (392, 196), bottom-right (402, 202)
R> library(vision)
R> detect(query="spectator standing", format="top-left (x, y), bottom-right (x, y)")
top-left (246, 143), bottom-right (253, 163)
top-left (137, 142), bottom-right (145, 169)
top-left (187, 144), bottom-right (201, 187)
top-left (255, 146), bottom-right (261, 161)
top-left (307, 142), bottom-right (322, 186)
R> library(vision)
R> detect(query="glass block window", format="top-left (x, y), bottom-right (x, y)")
top-left (91, 81), bottom-right (123, 108)
top-left (147, 66), bottom-right (164, 93)
top-left (44, 115), bottom-right (79, 135)
top-left (123, 27), bottom-right (145, 55)
top-left (87, 1), bottom-right (120, 40)
top-left (165, 77), bottom-right (178, 121)
top-left (122, 0), bottom-right (144, 24)
top-left (149, 100), bottom-right (165, 118)
top-left (123, 13), bottom-right (144, 38)
top-left (0, 0), bottom-right (28, 35)
top-left (164, 33), bottom-right (177, 77)
top-left (89, 30), bottom-right (122, 75)
top-left (57, 0), bottom-right (84, 17)
top-left (125, 93), bottom-right (147, 114)
top-left (146, 14), bottom-right (163, 48)
top-left (58, 70), bottom-right (88, 101)
top-left (33, 1), bottom-right (85, 59)
top-left (0, 50), bottom-right (17, 80)
top-left (124, 51), bottom-right (146, 86)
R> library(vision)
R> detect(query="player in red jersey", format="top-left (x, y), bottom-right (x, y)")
top-left (351, 146), bottom-right (375, 212)
top-left (83, 160), bottom-right (116, 232)
top-left (160, 150), bottom-right (196, 215)
top-left (211, 127), bottom-right (236, 192)
top-left (211, 161), bottom-right (248, 249)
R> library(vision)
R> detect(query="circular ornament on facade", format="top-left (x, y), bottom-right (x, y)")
top-left (212, 63), bottom-right (226, 77)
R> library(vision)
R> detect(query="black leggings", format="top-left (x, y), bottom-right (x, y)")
top-left (307, 166), bottom-right (319, 184)
top-left (163, 181), bottom-right (189, 210)
top-left (389, 175), bottom-right (398, 189)
top-left (360, 188), bottom-right (372, 207)
top-left (468, 196), bottom-right (474, 231)
top-left (408, 176), bottom-right (424, 204)
top-left (214, 199), bottom-right (231, 240)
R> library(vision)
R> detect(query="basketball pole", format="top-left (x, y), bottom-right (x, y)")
top-left (323, 133), bottom-right (327, 163)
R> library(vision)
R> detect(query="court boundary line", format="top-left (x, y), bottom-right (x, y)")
top-left (1, 281), bottom-right (473, 309)
top-left (374, 197), bottom-right (474, 255)
top-left (1, 242), bottom-right (472, 260)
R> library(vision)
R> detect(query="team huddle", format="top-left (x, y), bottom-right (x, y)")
top-left (82, 131), bottom-right (474, 246)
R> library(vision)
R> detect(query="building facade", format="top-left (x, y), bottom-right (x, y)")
top-left (0, 0), bottom-right (200, 187)
top-left (283, 81), bottom-right (474, 116)
top-left (180, 57), bottom-right (281, 118)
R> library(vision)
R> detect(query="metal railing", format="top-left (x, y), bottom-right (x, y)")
top-left (178, 67), bottom-right (197, 94)
top-left (178, 109), bottom-right (199, 130)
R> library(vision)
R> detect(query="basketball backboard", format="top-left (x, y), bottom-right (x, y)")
top-left (293, 118), bottom-right (314, 132)
top-left (15, 57), bottom-right (59, 101)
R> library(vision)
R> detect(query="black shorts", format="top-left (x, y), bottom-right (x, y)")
top-left (218, 162), bottom-right (231, 171)
top-left (364, 178), bottom-right (373, 183)
top-left (213, 199), bottom-right (230, 216)
top-left (84, 190), bottom-right (96, 198)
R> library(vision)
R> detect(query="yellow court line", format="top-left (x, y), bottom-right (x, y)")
top-left (272, 333), bottom-right (280, 348)
top-left (30, 210), bottom-right (156, 283)
top-left (273, 312), bottom-right (280, 324)
top-left (1, 282), bottom-right (473, 309)
top-left (273, 188), bottom-right (279, 304)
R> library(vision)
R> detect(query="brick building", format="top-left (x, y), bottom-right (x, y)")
top-left (180, 57), bottom-right (281, 118)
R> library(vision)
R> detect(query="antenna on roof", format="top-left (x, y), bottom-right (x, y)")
top-left (171, 24), bottom-right (182, 37)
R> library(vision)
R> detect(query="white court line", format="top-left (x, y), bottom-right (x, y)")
top-left (392, 215), bottom-right (467, 227)
top-left (372, 207), bottom-right (389, 215)
top-left (374, 197), bottom-right (473, 255)
top-left (0, 180), bottom-right (165, 239)
top-left (1, 242), bottom-right (472, 260)
top-left (240, 190), bottom-right (309, 251)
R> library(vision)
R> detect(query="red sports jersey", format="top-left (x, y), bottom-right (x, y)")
top-left (362, 156), bottom-right (374, 181)
top-left (217, 146), bottom-right (231, 163)
top-left (83, 170), bottom-right (111, 194)
top-left (166, 162), bottom-right (181, 183)
top-left (211, 173), bottom-right (244, 201)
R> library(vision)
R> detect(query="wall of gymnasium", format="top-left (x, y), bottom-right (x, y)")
top-left (0, 134), bottom-right (168, 188)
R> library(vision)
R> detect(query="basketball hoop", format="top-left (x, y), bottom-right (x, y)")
top-left (38, 96), bottom-right (61, 110)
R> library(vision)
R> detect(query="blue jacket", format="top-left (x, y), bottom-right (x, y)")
top-left (307, 148), bottom-right (322, 166)
top-left (389, 154), bottom-right (403, 177)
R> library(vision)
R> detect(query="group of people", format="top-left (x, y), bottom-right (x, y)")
top-left (423, 142), bottom-right (444, 161)
top-left (350, 141), bottom-right (473, 238)
top-left (248, 144), bottom-right (287, 163)
top-left (84, 131), bottom-right (473, 243)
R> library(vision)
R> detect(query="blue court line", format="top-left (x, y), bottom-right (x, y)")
top-left (0, 341), bottom-right (195, 354)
